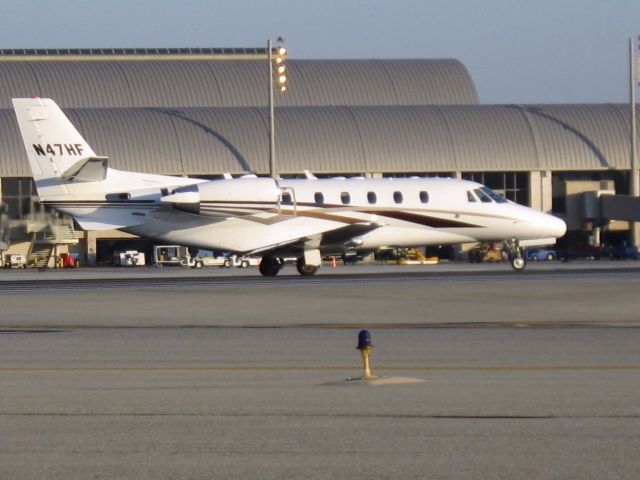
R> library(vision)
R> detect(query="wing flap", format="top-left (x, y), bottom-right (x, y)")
top-left (74, 213), bottom-right (146, 231)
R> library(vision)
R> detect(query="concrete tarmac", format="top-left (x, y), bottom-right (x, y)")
top-left (0, 262), bottom-right (639, 479)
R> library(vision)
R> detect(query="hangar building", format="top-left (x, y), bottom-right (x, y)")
top-left (0, 49), bottom-right (637, 265)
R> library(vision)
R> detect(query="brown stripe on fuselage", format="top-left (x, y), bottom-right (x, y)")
top-left (361, 210), bottom-right (481, 228)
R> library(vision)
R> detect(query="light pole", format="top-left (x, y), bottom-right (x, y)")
top-left (630, 37), bottom-right (639, 246)
top-left (267, 39), bottom-right (287, 179)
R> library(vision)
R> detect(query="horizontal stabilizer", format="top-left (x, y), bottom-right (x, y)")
top-left (61, 156), bottom-right (109, 182)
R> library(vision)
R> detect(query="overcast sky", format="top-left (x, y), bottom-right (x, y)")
top-left (0, 0), bottom-right (638, 104)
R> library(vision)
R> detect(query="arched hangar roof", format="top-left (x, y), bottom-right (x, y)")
top-left (0, 59), bottom-right (478, 109)
top-left (0, 104), bottom-right (637, 177)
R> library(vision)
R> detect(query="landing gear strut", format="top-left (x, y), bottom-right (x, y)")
top-left (504, 239), bottom-right (526, 271)
top-left (259, 256), bottom-right (282, 276)
top-left (296, 257), bottom-right (319, 276)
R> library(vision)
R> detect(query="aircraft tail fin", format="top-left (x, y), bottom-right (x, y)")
top-left (12, 97), bottom-right (108, 198)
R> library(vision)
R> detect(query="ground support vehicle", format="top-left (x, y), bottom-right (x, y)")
top-left (468, 243), bottom-right (504, 263)
top-left (396, 248), bottom-right (439, 265)
top-left (181, 253), bottom-right (260, 269)
top-left (226, 256), bottom-right (260, 268)
top-left (154, 245), bottom-right (189, 267)
top-left (3, 254), bottom-right (27, 268)
top-left (557, 245), bottom-right (602, 261)
top-left (181, 255), bottom-right (228, 268)
top-left (113, 250), bottom-right (146, 266)
top-left (605, 245), bottom-right (639, 260)
top-left (524, 247), bottom-right (557, 261)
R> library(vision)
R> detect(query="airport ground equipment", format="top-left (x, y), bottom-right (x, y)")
top-left (113, 250), bottom-right (145, 266)
top-left (3, 254), bottom-right (26, 268)
top-left (468, 243), bottom-right (504, 263)
top-left (225, 255), bottom-right (254, 268)
top-left (396, 247), bottom-right (439, 265)
top-left (180, 253), bottom-right (228, 268)
top-left (524, 247), bottom-right (557, 261)
top-left (25, 222), bottom-right (79, 269)
top-left (153, 245), bottom-right (189, 267)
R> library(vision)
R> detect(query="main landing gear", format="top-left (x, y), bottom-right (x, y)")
top-left (258, 256), bottom-right (282, 276)
top-left (504, 239), bottom-right (526, 271)
top-left (296, 257), bottom-right (319, 276)
top-left (258, 253), bottom-right (322, 277)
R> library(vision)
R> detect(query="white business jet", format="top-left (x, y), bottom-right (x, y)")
top-left (13, 98), bottom-right (566, 276)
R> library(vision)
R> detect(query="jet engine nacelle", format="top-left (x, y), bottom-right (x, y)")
top-left (161, 177), bottom-right (281, 216)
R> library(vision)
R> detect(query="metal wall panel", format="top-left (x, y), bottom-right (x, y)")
top-left (166, 107), bottom-right (268, 174)
top-left (288, 60), bottom-right (399, 106)
top-left (70, 108), bottom-right (183, 174)
top-left (441, 106), bottom-right (540, 171)
top-left (28, 62), bottom-right (133, 108)
top-left (0, 63), bottom-right (41, 102)
top-left (205, 61), bottom-right (271, 107)
top-left (0, 110), bottom-right (29, 176)
top-left (0, 59), bottom-right (479, 109)
top-left (2, 105), bottom-right (638, 178)
top-left (380, 59), bottom-right (479, 106)
top-left (351, 106), bottom-right (456, 172)
top-left (120, 61), bottom-right (224, 107)
top-left (519, 104), bottom-right (635, 171)
top-left (275, 107), bottom-right (367, 173)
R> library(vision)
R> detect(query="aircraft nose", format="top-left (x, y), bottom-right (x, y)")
top-left (543, 213), bottom-right (567, 238)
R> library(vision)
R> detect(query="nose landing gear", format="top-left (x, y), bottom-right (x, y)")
top-left (504, 239), bottom-right (526, 271)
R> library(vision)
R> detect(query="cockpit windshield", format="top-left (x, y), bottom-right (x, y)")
top-left (473, 187), bottom-right (508, 203)
top-left (474, 188), bottom-right (492, 203)
top-left (480, 186), bottom-right (508, 203)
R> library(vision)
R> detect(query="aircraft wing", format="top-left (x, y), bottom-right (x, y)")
top-left (247, 221), bottom-right (382, 255)
top-left (312, 222), bottom-right (382, 247)
top-left (74, 213), bottom-right (147, 231)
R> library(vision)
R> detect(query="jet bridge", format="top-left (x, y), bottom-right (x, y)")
top-left (599, 195), bottom-right (640, 222)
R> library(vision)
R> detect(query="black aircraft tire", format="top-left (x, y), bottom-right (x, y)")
top-left (259, 257), bottom-right (281, 276)
top-left (511, 256), bottom-right (526, 271)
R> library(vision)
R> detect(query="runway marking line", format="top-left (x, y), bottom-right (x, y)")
top-left (0, 365), bottom-right (638, 372)
top-left (1, 319), bottom-right (640, 331)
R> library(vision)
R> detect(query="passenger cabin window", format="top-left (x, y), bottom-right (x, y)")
top-left (281, 192), bottom-right (292, 205)
top-left (314, 192), bottom-right (324, 205)
top-left (367, 191), bottom-right (377, 204)
top-left (393, 191), bottom-right (403, 204)
top-left (341, 192), bottom-right (351, 205)
top-left (474, 188), bottom-right (493, 203)
top-left (467, 191), bottom-right (477, 202)
top-left (419, 191), bottom-right (429, 203)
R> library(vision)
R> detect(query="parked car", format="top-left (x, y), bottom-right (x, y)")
top-left (557, 245), bottom-right (602, 261)
top-left (605, 244), bottom-right (639, 260)
top-left (524, 247), bottom-right (557, 261)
